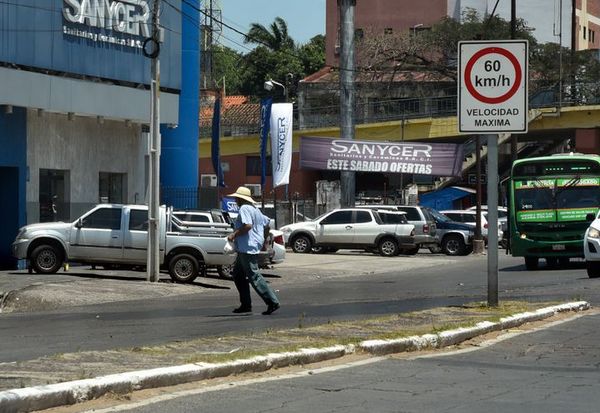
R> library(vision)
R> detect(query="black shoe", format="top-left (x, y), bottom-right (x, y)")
top-left (262, 303), bottom-right (280, 315)
top-left (232, 306), bottom-right (252, 314)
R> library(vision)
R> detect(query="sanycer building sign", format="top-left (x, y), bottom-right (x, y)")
top-left (299, 137), bottom-right (465, 177)
top-left (63, 0), bottom-right (150, 48)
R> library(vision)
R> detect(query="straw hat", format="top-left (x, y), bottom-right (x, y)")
top-left (228, 186), bottom-right (256, 203)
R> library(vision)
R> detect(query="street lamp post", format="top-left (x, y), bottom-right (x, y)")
top-left (264, 79), bottom-right (287, 102)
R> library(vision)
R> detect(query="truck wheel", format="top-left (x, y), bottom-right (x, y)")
top-left (217, 264), bottom-right (233, 278)
top-left (442, 235), bottom-right (466, 256)
top-left (291, 235), bottom-right (312, 253)
top-left (30, 244), bottom-right (63, 274)
top-left (169, 253), bottom-right (199, 283)
top-left (524, 257), bottom-right (538, 271)
top-left (378, 238), bottom-right (399, 257)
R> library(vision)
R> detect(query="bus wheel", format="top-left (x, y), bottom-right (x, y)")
top-left (524, 257), bottom-right (538, 271)
top-left (586, 261), bottom-right (600, 278)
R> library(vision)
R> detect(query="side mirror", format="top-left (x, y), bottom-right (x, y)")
top-left (587, 213), bottom-right (596, 222)
top-left (75, 219), bottom-right (83, 229)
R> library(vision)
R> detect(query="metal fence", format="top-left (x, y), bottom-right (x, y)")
top-left (198, 80), bottom-right (600, 138)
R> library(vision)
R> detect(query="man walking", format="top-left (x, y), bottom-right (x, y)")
top-left (227, 186), bottom-right (280, 315)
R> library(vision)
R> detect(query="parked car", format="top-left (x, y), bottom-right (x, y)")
top-left (440, 210), bottom-right (502, 241)
top-left (383, 205), bottom-right (439, 254)
top-left (467, 205), bottom-right (508, 245)
top-left (583, 212), bottom-right (600, 278)
top-left (425, 208), bottom-right (474, 256)
top-left (280, 208), bottom-right (415, 257)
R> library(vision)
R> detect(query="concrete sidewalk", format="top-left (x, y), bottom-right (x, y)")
top-left (0, 301), bottom-right (592, 413)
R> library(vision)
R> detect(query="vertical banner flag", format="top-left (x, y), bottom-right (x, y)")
top-left (211, 97), bottom-right (225, 187)
top-left (269, 103), bottom-right (293, 188)
top-left (259, 97), bottom-right (273, 187)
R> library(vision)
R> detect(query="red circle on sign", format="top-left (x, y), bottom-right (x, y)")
top-left (464, 47), bottom-right (522, 104)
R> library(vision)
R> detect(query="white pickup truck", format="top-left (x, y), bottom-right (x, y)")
top-left (11, 204), bottom-right (235, 283)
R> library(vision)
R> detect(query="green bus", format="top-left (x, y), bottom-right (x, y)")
top-left (509, 153), bottom-right (600, 270)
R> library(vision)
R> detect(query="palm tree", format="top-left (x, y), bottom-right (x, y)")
top-left (244, 17), bottom-right (295, 51)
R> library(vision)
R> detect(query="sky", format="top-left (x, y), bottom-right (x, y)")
top-left (215, 0), bottom-right (326, 52)
top-left (456, 0), bottom-right (572, 45)
top-left (215, 0), bottom-right (571, 54)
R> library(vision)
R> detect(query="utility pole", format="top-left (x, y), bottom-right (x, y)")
top-left (510, 0), bottom-right (518, 162)
top-left (339, 0), bottom-right (356, 207)
top-left (147, 0), bottom-right (161, 282)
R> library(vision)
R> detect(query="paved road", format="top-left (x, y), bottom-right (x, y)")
top-left (1, 251), bottom-right (599, 362)
top-left (68, 311), bottom-right (600, 413)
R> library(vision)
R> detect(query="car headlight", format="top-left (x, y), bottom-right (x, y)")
top-left (588, 228), bottom-right (600, 239)
top-left (16, 228), bottom-right (28, 240)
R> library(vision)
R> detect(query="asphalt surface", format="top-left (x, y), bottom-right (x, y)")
top-left (90, 312), bottom-right (600, 413)
top-left (0, 251), bottom-right (470, 361)
top-left (1, 251), bottom-right (599, 363)
top-left (1, 249), bottom-right (599, 412)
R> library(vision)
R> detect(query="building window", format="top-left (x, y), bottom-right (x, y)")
top-left (583, 26), bottom-right (586, 39)
top-left (99, 172), bottom-right (127, 204)
top-left (39, 169), bottom-right (69, 222)
top-left (246, 156), bottom-right (272, 176)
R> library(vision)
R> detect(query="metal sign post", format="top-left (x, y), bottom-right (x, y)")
top-left (459, 40), bottom-right (528, 307)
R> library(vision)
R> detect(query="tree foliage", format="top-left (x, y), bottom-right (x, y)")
top-left (212, 45), bottom-right (244, 95)
top-left (243, 16), bottom-right (295, 51)
top-left (355, 9), bottom-right (537, 82)
top-left (212, 18), bottom-right (326, 100)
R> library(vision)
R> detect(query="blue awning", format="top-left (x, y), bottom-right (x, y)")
top-left (419, 186), bottom-right (475, 211)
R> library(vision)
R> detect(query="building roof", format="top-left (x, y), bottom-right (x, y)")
top-left (199, 95), bottom-right (259, 127)
top-left (301, 66), bottom-right (454, 84)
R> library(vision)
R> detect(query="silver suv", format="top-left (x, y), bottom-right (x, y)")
top-left (280, 208), bottom-right (415, 257)
top-left (360, 205), bottom-right (438, 254)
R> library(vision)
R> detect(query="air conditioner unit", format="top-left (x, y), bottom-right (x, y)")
top-left (200, 174), bottom-right (217, 187)
top-left (246, 184), bottom-right (262, 197)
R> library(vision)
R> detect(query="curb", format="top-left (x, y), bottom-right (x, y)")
top-left (0, 301), bottom-right (590, 413)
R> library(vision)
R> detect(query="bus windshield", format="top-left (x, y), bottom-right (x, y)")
top-left (514, 177), bottom-right (600, 222)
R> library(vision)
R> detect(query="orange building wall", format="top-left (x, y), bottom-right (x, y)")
top-left (199, 152), bottom-right (322, 199)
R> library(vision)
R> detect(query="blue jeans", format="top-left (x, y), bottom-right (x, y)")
top-left (232, 253), bottom-right (279, 308)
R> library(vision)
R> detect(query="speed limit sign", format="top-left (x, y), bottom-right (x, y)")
top-left (458, 40), bottom-right (528, 133)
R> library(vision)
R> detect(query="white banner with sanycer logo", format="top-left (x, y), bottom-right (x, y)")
top-left (270, 103), bottom-right (293, 188)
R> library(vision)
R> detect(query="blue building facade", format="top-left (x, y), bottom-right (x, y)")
top-left (0, 0), bottom-right (199, 269)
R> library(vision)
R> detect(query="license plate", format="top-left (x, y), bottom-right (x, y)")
top-left (552, 244), bottom-right (566, 251)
